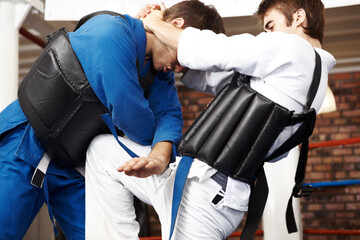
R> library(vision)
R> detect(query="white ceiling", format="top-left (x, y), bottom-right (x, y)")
top-left (19, 3), bottom-right (360, 81)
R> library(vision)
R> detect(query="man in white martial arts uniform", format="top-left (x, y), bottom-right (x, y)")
top-left (86, 0), bottom-right (336, 239)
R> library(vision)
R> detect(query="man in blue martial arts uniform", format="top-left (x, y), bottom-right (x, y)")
top-left (0, 2), bottom-right (224, 239)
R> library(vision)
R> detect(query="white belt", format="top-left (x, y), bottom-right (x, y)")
top-left (31, 153), bottom-right (51, 188)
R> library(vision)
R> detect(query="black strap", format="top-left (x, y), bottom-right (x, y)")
top-left (240, 50), bottom-right (322, 239)
top-left (74, 10), bottom-right (125, 31)
top-left (305, 51), bottom-right (322, 109)
top-left (240, 168), bottom-right (268, 240)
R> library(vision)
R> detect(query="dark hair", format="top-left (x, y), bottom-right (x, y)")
top-left (163, 0), bottom-right (225, 34)
top-left (256, 0), bottom-right (325, 43)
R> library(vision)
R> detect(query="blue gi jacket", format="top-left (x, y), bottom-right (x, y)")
top-left (0, 14), bottom-right (183, 169)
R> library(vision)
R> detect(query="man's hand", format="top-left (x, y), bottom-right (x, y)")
top-left (138, 2), bottom-right (166, 32)
top-left (117, 141), bottom-right (172, 178)
top-left (117, 156), bottom-right (167, 178)
top-left (135, 3), bottom-right (161, 19)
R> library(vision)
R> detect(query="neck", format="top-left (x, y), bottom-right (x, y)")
top-left (145, 31), bottom-right (169, 61)
top-left (145, 32), bottom-right (154, 61)
top-left (307, 37), bottom-right (322, 49)
top-left (296, 29), bottom-right (322, 49)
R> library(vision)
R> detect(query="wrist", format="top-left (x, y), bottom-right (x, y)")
top-left (149, 141), bottom-right (173, 165)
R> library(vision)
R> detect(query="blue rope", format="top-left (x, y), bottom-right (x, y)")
top-left (305, 179), bottom-right (360, 188)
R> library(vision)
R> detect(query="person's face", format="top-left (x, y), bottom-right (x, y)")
top-left (263, 7), bottom-right (296, 34)
top-left (152, 17), bottom-right (186, 73)
top-left (152, 46), bottom-right (184, 73)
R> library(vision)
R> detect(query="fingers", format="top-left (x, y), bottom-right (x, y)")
top-left (135, 3), bottom-right (162, 19)
top-left (117, 157), bottom-right (166, 178)
top-left (160, 2), bottom-right (166, 11)
top-left (117, 157), bottom-right (146, 172)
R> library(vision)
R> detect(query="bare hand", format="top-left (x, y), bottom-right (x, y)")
top-left (117, 156), bottom-right (168, 178)
top-left (135, 3), bottom-right (161, 19)
top-left (140, 2), bottom-right (166, 32)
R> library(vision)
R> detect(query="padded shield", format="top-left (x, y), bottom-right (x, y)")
top-left (18, 28), bottom-right (108, 167)
top-left (178, 75), bottom-right (293, 183)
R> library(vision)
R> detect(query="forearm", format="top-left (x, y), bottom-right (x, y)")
top-left (149, 141), bottom-right (173, 166)
top-left (144, 18), bottom-right (182, 51)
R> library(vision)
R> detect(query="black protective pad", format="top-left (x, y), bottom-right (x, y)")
top-left (178, 75), bottom-right (292, 183)
top-left (18, 29), bottom-right (108, 167)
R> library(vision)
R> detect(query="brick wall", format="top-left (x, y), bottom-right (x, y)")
top-left (147, 72), bottom-right (360, 239)
top-left (302, 72), bottom-right (360, 240)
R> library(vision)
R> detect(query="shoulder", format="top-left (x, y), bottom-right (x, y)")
top-left (257, 32), bottom-right (313, 51)
top-left (257, 32), bottom-right (315, 64)
top-left (314, 48), bottom-right (336, 73)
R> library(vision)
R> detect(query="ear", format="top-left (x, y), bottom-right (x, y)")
top-left (170, 18), bottom-right (185, 29)
top-left (294, 8), bottom-right (307, 27)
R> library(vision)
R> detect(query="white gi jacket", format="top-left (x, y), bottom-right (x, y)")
top-left (178, 27), bottom-right (336, 211)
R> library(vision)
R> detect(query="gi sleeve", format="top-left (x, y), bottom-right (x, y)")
top-left (180, 70), bottom-right (233, 95)
top-left (177, 28), bottom-right (311, 79)
top-left (147, 71), bottom-right (183, 158)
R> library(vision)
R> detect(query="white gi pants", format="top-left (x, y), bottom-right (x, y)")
top-left (86, 134), bottom-right (247, 240)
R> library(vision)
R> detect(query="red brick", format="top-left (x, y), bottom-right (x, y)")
top-left (308, 157), bottom-right (323, 164)
top-left (341, 81), bottom-right (360, 88)
top-left (335, 211), bottom-right (355, 218)
top-left (182, 112), bottom-right (195, 119)
top-left (356, 195), bottom-right (360, 201)
top-left (345, 187), bottom-right (360, 194)
top-left (336, 102), bottom-right (352, 110)
top-left (315, 118), bottom-right (332, 125)
top-left (198, 97), bottom-right (213, 105)
top-left (343, 163), bottom-right (355, 171)
top-left (343, 109), bottom-right (360, 118)
top-left (335, 171), bottom-right (347, 179)
top-left (307, 172), bottom-right (325, 180)
top-left (302, 212), bottom-right (314, 218)
top-left (339, 95), bottom-right (353, 103)
top-left (354, 148), bottom-right (360, 155)
top-left (188, 105), bottom-right (199, 112)
top-left (318, 126), bottom-right (338, 133)
top-left (333, 73), bottom-right (352, 80)
top-left (333, 118), bottom-right (349, 125)
top-left (332, 148), bottom-right (353, 156)
top-left (322, 156), bottom-right (343, 164)
top-left (344, 155), bottom-right (360, 163)
top-left (349, 171), bottom-right (360, 178)
top-left (325, 203), bottom-right (345, 210)
top-left (330, 133), bottom-right (351, 140)
top-left (335, 195), bottom-right (356, 202)
top-left (346, 202), bottom-right (360, 210)
top-left (188, 91), bottom-right (210, 98)
top-left (321, 111), bottom-right (341, 118)
top-left (306, 235), bottom-right (327, 240)
top-left (314, 164), bottom-right (332, 171)
top-left (353, 72), bottom-right (360, 78)
top-left (308, 204), bottom-right (323, 211)
top-left (339, 125), bottom-right (359, 133)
